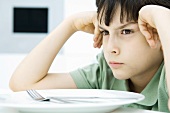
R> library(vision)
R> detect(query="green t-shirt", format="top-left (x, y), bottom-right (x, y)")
top-left (70, 52), bottom-right (169, 112)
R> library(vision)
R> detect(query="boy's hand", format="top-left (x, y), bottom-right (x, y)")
top-left (138, 5), bottom-right (159, 48)
top-left (70, 11), bottom-right (102, 48)
top-left (139, 5), bottom-right (170, 110)
top-left (92, 15), bottom-right (102, 48)
top-left (93, 27), bottom-right (103, 48)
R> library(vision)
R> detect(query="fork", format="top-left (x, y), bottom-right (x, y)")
top-left (26, 90), bottom-right (102, 104)
top-left (26, 89), bottom-right (72, 104)
top-left (26, 89), bottom-right (138, 104)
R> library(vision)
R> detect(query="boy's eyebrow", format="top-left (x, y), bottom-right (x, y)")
top-left (98, 22), bottom-right (137, 30)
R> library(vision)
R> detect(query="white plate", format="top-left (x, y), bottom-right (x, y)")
top-left (0, 89), bottom-right (144, 113)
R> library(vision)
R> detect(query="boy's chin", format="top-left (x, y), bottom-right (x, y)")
top-left (113, 74), bottom-right (130, 80)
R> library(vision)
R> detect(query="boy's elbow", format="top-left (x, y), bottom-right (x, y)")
top-left (9, 75), bottom-right (26, 92)
top-left (9, 78), bottom-right (21, 92)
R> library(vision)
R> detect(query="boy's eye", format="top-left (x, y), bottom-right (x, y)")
top-left (121, 29), bottom-right (133, 35)
top-left (101, 30), bottom-right (109, 36)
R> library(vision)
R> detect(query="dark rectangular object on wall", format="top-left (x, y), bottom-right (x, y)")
top-left (13, 8), bottom-right (48, 33)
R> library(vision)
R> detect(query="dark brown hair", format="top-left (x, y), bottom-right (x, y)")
top-left (96, 0), bottom-right (170, 26)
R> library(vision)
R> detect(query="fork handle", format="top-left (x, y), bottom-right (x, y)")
top-left (49, 98), bottom-right (72, 104)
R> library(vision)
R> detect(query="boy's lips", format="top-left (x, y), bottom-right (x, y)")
top-left (109, 61), bottom-right (124, 68)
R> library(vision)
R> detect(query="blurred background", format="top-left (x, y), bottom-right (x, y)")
top-left (0, 0), bottom-right (102, 89)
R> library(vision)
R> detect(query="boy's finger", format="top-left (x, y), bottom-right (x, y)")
top-left (93, 29), bottom-right (100, 41)
top-left (98, 41), bottom-right (103, 48)
top-left (138, 18), bottom-right (151, 40)
top-left (96, 34), bottom-right (102, 43)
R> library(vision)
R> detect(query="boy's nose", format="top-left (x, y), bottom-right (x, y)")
top-left (107, 37), bottom-right (120, 55)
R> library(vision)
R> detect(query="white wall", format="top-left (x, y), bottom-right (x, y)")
top-left (0, 0), bottom-right (102, 89)
top-left (0, 0), bottom-right (64, 53)
top-left (63, 0), bottom-right (101, 56)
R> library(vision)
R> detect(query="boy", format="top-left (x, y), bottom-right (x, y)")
top-left (9, 0), bottom-right (170, 112)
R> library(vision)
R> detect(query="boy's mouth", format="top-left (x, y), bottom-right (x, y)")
top-left (109, 61), bottom-right (124, 68)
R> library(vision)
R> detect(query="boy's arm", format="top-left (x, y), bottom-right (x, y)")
top-left (138, 5), bottom-right (170, 109)
top-left (9, 11), bottom-right (99, 91)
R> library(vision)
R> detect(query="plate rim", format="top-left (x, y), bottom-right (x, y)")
top-left (0, 89), bottom-right (145, 109)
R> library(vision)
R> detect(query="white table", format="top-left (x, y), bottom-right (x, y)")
top-left (0, 89), bottom-right (167, 113)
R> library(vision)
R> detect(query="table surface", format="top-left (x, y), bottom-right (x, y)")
top-left (0, 89), bottom-right (167, 113)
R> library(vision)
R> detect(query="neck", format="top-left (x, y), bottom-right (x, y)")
top-left (129, 68), bottom-right (159, 93)
top-left (128, 79), bottom-right (149, 93)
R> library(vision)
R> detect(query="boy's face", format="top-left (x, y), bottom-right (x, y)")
top-left (99, 7), bottom-right (163, 80)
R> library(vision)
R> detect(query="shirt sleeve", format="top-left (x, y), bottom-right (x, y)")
top-left (69, 52), bottom-right (113, 89)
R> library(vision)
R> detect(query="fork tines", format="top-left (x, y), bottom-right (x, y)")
top-left (26, 89), bottom-right (49, 101)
